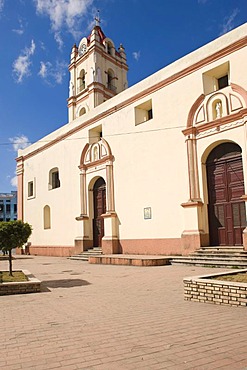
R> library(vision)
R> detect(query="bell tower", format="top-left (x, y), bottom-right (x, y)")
top-left (67, 17), bottom-right (128, 122)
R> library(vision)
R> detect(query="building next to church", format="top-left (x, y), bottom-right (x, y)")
top-left (17, 22), bottom-right (247, 257)
top-left (0, 191), bottom-right (17, 222)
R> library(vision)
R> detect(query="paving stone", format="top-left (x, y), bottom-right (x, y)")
top-left (0, 256), bottom-right (247, 369)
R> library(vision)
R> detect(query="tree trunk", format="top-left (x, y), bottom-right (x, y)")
top-left (8, 250), bottom-right (13, 276)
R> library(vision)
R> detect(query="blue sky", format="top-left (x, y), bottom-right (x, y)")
top-left (0, 0), bottom-right (246, 192)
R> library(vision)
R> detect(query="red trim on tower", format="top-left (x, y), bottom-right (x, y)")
top-left (87, 26), bottom-right (107, 45)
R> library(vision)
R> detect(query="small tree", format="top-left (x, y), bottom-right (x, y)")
top-left (0, 220), bottom-right (32, 276)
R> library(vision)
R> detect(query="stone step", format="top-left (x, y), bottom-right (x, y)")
top-left (171, 258), bottom-right (247, 268)
top-left (199, 246), bottom-right (244, 252)
top-left (172, 255), bottom-right (247, 262)
top-left (193, 249), bottom-right (247, 254)
top-left (69, 248), bottom-right (103, 261)
top-left (171, 256), bottom-right (247, 264)
top-left (69, 256), bottom-right (89, 261)
top-left (194, 249), bottom-right (246, 253)
top-left (190, 252), bottom-right (247, 259)
top-left (173, 245), bottom-right (247, 267)
top-left (77, 251), bottom-right (102, 256)
top-left (196, 250), bottom-right (245, 255)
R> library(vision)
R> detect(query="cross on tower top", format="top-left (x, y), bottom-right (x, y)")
top-left (95, 10), bottom-right (100, 26)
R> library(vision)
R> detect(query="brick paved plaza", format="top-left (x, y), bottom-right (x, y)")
top-left (1, 256), bottom-right (247, 370)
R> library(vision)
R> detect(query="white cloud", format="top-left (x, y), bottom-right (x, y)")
top-left (38, 61), bottom-right (49, 78)
top-left (53, 61), bottom-right (67, 84)
top-left (133, 51), bottom-right (140, 61)
top-left (12, 28), bottom-right (24, 35)
top-left (9, 135), bottom-right (31, 152)
top-left (0, 0), bottom-right (4, 12)
top-left (54, 32), bottom-right (64, 50)
top-left (38, 60), bottom-right (67, 85)
top-left (12, 19), bottom-right (25, 35)
top-left (34, 0), bottom-right (94, 47)
top-left (11, 176), bottom-right (17, 188)
top-left (219, 8), bottom-right (239, 35)
top-left (40, 41), bottom-right (46, 50)
top-left (8, 134), bottom-right (30, 188)
top-left (12, 40), bottom-right (36, 83)
top-left (29, 39), bottom-right (36, 54)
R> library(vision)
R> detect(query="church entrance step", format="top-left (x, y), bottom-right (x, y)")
top-left (198, 246), bottom-right (244, 253)
top-left (171, 258), bottom-right (247, 268)
top-left (171, 246), bottom-right (247, 268)
top-left (69, 247), bottom-right (103, 261)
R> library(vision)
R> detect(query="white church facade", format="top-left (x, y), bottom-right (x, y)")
top-left (17, 23), bottom-right (247, 257)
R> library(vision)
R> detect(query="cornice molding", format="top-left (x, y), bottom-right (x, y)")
top-left (183, 108), bottom-right (247, 136)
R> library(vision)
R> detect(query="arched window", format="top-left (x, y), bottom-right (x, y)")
top-left (107, 69), bottom-right (116, 92)
top-left (78, 69), bottom-right (86, 92)
top-left (44, 205), bottom-right (51, 229)
top-left (49, 168), bottom-right (60, 190)
top-left (79, 107), bottom-right (86, 116)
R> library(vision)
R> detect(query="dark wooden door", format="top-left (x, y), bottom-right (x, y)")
top-left (206, 143), bottom-right (246, 246)
top-left (93, 178), bottom-right (106, 247)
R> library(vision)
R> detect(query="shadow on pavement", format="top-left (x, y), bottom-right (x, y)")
top-left (41, 278), bottom-right (91, 290)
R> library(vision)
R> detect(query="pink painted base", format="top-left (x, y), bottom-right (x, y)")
top-left (74, 238), bottom-right (93, 252)
top-left (18, 238), bottom-right (183, 257)
top-left (26, 246), bottom-right (75, 257)
top-left (181, 232), bottom-right (201, 255)
top-left (102, 238), bottom-right (120, 254)
top-left (118, 238), bottom-right (182, 256)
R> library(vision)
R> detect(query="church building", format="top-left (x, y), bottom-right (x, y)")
top-left (17, 22), bottom-right (247, 257)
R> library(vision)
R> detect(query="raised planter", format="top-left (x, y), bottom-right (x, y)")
top-left (0, 270), bottom-right (41, 295)
top-left (184, 269), bottom-right (247, 307)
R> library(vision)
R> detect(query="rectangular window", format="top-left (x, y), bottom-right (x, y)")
top-left (52, 171), bottom-right (60, 189)
top-left (27, 178), bottom-right (36, 198)
top-left (6, 204), bottom-right (10, 212)
top-left (0, 204), bottom-right (3, 212)
top-left (202, 62), bottom-right (229, 95)
top-left (218, 75), bottom-right (228, 90)
top-left (135, 99), bottom-right (153, 125)
top-left (28, 181), bottom-right (34, 197)
top-left (14, 204), bottom-right (17, 213)
top-left (89, 125), bottom-right (103, 144)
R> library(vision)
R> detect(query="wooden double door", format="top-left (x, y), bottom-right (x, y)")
top-left (93, 178), bottom-right (106, 248)
top-left (206, 143), bottom-right (246, 246)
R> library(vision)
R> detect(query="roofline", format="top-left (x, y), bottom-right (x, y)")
top-left (17, 30), bottom-right (247, 162)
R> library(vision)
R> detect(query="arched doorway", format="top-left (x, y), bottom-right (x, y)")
top-left (93, 178), bottom-right (106, 247)
top-left (206, 143), bottom-right (246, 246)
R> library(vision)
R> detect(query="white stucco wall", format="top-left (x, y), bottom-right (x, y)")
top-left (18, 23), bottom-right (247, 251)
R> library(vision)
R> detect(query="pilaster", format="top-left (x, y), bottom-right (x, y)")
top-left (16, 157), bottom-right (24, 221)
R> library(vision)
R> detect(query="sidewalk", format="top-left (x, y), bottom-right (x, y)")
top-left (1, 255), bottom-right (247, 370)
